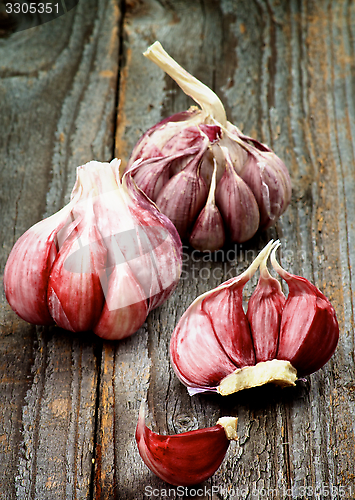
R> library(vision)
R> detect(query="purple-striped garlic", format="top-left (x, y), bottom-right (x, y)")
top-left (126, 42), bottom-right (292, 251)
top-left (4, 159), bottom-right (182, 340)
top-left (170, 240), bottom-right (339, 395)
top-left (136, 403), bottom-right (237, 486)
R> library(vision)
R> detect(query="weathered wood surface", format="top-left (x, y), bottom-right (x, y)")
top-left (0, 0), bottom-right (354, 499)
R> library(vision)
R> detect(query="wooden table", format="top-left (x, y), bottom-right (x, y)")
top-left (1, 1), bottom-right (354, 498)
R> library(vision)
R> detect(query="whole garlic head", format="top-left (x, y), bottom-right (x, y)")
top-left (126, 42), bottom-right (292, 251)
top-left (4, 159), bottom-right (182, 340)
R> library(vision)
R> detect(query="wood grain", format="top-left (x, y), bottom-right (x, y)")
top-left (0, 0), bottom-right (354, 499)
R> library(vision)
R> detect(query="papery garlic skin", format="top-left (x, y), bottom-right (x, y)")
top-left (4, 159), bottom-right (182, 340)
top-left (170, 240), bottom-right (339, 396)
top-left (136, 403), bottom-right (237, 486)
top-left (126, 42), bottom-right (292, 251)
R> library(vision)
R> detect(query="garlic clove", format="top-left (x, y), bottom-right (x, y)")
top-left (3, 202), bottom-right (77, 326)
top-left (129, 156), bottom-right (171, 202)
top-left (247, 242), bottom-right (286, 362)
top-left (271, 244), bottom-right (339, 377)
top-left (238, 137), bottom-right (292, 230)
top-left (170, 299), bottom-right (240, 392)
top-left (136, 403), bottom-right (237, 486)
top-left (155, 150), bottom-right (208, 239)
top-left (189, 160), bottom-right (225, 251)
top-left (215, 149), bottom-right (260, 243)
top-left (93, 256), bottom-right (148, 340)
top-left (47, 198), bottom-right (107, 332)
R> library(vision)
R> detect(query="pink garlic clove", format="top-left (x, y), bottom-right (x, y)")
top-left (170, 241), bottom-right (275, 394)
top-left (155, 149), bottom-right (208, 239)
top-left (189, 161), bottom-right (225, 251)
top-left (129, 156), bottom-right (171, 202)
top-left (93, 259), bottom-right (148, 340)
top-left (170, 299), bottom-right (240, 391)
top-left (215, 149), bottom-right (260, 243)
top-left (3, 200), bottom-right (78, 326)
top-left (47, 198), bottom-right (107, 332)
top-left (271, 244), bottom-right (339, 377)
top-left (238, 136), bottom-right (292, 230)
top-left (136, 403), bottom-right (237, 486)
top-left (247, 243), bottom-right (286, 362)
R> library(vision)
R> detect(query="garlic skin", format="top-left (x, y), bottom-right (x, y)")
top-left (136, 403), bottom-right (237, 486)
top-left (126, 42), bottom-right (292, 251)
top-left (170, 240), bottom-right (339, 396)
top-left (4, 159), bottom-right (182, 340)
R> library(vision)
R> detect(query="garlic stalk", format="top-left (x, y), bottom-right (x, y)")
top-left (4, 159), bottom-right (182, 340)
top-left (170, 240), bottom-right (339, 396)
top-left (126, 42), bottom-right (292, 251)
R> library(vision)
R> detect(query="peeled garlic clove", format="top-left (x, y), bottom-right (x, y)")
top-left (136, 403), bottom-right (237, 486)
top-left (271, 244), bottom-right (339, 377)
top-left (247, 243), bottom-right (286, 362)
top-left (215, 149), bottom-right (260, 243)
top-left (170, 241), bottom-right (274, 394)
top-left (3, 201), bottom-right (77, 325)
top-left (155, 150), bottom-right (208, 239)
top-left (189, 161), bottom-right (225, 251)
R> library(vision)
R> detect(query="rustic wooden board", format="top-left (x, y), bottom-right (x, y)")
top-left (0, 0), bottom-right (120, 497)
top-left (0, 0), bottom-right (354, 499)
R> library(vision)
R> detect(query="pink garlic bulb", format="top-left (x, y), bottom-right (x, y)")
top-left (170, 240), bottom-right (339, 396)
top-left (4, 159), bottom-right (182, 340)
top-left (126, 42), bottom-right (292, 251)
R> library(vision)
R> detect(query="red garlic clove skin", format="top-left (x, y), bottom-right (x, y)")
top-left (126, 42), bottom-right (291, 251)
top-left (271, 245), bottom-right (339, 377)
top-left (3, 159), bottom-right (182, 339)
top-left (136, 404), bottom-right (237, 486)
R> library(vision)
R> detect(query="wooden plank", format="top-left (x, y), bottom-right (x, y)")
top-left (108, 0), bottom-right (355, 498)
top-left (0, 0), bottom-right (120, 497)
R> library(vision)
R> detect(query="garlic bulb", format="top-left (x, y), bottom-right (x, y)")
top-left (170, 240), bottom-right (339, 396)
top-left (136, 403), bottom-right (237, 486)
top-left (126, 42), bottom-right (292, 251)
top-left (4, 159), bottom-right (182, 340)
